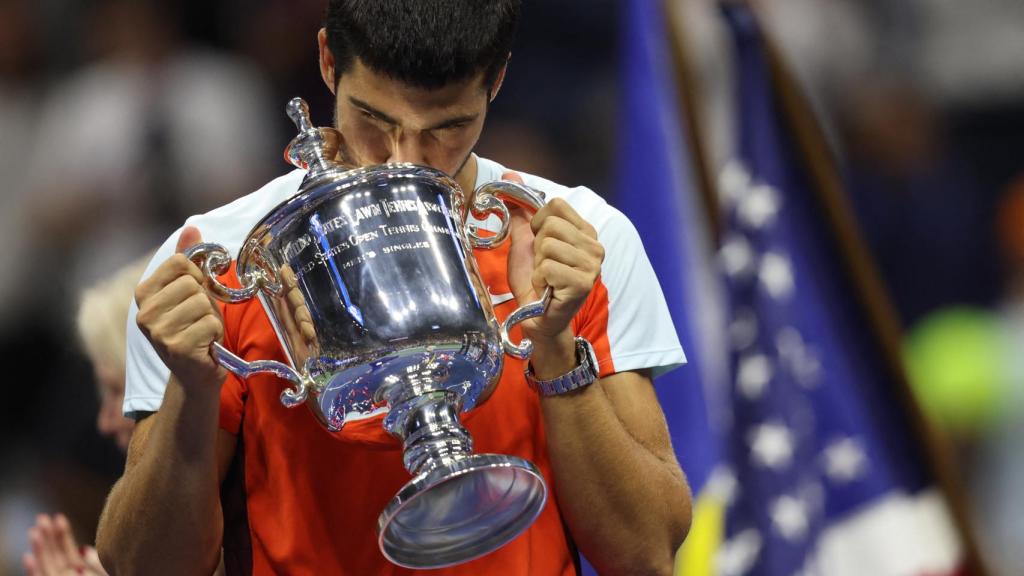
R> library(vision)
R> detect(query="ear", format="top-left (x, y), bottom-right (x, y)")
top-left (317, 28), bottom-right (336, 95)
top-left (488, 57), bottom-right (509, 102)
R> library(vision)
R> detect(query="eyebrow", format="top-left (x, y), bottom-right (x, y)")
top-left (349, 96), bottom-right (399, 125)
top-left (348, 96), bottom-right (479, 131)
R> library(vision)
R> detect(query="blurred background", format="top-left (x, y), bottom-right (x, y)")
top-left (0, 0), bottom-right (1021, 574)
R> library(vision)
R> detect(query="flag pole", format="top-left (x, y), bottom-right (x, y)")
top-left (661, 0), bottom-right (721, 243)
top-left (746, 5), bottom-right (989, 574)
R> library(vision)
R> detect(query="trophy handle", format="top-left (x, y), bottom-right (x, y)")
top-left (211, 342), bottom-right (309, 407)
top-left (497, 286), bottom-right (552, 359)
top-left (465, 180), bottom-right (546, 248)
top-left (466, 181), bottom-right (550, 359)
top-left (184, 242), bottom-right (309, 406)
top-left (184, 243), bottom-right (262, 303)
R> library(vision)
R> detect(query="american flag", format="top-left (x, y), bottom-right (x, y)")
top-left (610, 1), bottom-right (966, 574)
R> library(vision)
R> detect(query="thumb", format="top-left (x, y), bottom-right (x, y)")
top-left (501, 171), bottom-right (530, 232)
top-left (503, 171), bottom-right (537, 303)
top-left (501, 170), bottom-right (525, 186)
top-left (175, 225), bottom-right (202, 254)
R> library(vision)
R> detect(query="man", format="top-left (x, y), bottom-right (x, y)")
top-left (96, 1), bottom-right (692, 574)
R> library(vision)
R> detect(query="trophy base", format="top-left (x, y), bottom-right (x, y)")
top-left (377, 453), bottom-right (547, 569)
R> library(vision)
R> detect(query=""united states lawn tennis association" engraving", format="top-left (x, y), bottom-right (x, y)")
top-left (291, 196), bottom-right (458, 277)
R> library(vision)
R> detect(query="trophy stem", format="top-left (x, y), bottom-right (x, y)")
top-left (388, 390), bottom-right (474, 476)
top-left (377, 383), bottom-right (549, 569)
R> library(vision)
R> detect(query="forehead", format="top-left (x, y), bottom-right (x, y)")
top-left (337, 60), bottom-right (488, 119)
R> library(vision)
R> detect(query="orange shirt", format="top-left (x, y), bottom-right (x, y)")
top-left (124, 158), bottom-right (687, 574)
top-left (216, 239), bottom-right (615, 575)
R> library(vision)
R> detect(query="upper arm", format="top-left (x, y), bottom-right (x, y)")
top-left (598, 370), bottom-right (684, 477)
top-left (126, 413), bottom-right (238, 486)
top-left (582, 207), bottom-right (686, 378)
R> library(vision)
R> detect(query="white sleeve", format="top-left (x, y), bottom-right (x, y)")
top-left (123, 231), bottom-right (180, 419)
top-left (600, 208), bottom-right (687, 378)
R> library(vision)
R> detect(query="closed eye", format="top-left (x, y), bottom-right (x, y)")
top-left (359, 109), bottom-right (394, 126)
top-left (434, 121), bottom-right (470, 133)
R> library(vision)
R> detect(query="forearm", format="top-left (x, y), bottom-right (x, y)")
top-left (97, 377), bottom-right (224, 575)
top-left (530, 337), bottom-right (689, 575)
top-left (540, 385), bottom-right (691, 575)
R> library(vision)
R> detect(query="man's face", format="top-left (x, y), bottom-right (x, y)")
top-left (94, 364), bottom-right (135, 453)
top-left (331, 59), bottom-right (492, 178)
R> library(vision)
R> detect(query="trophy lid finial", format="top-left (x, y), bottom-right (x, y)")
top-left (284, 97), bottom-right (338, 174)
top-left (287, 97), bottom-right (315, 134)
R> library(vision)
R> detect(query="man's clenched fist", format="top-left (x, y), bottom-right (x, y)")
top-left (135, 226), bottom-right (226, 391)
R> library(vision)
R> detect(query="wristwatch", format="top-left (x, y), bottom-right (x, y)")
top-left (524, 337), bottom-right (600, 396)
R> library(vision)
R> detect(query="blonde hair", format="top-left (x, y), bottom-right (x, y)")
top-left (76, 254), bottom-right (153, 371)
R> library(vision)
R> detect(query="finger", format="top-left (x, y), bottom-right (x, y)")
top-left (139, 274), bottom-right (206, 317)
top-left (289, 292), bottom-right (316, 343)
top-left (29, 525), bottom-right (58, 573)
top-left (175, 225), bottom-right (203, 254)
top-left (533, 259), bottom-right (594, 301)
top-left (281, 265), bottom-right (299, 290)
top-left (36, 516), bottom-right (60, 562)
top-left (54, 514), bottom-right (82, 566)
top-left (136, 254), bottom-right (206, 303)
top-left (507, 203), bottom-right (533, 240)
top-left (204, 290), bottom-right (225, 324)
top-left (138, 280), bottom-right (213, 339)
top-left (500, 170), bottom-right (537, 232)
top-left (500, 169), bottom-right (543, 233)
top-left (534, 217), bottom-right (605, 263)
top-left (294, 303), bottom-right (313, 326)
top-left (507, 206), bottom-right (538, 303)
top-left (535, 236), bottom-right (602, 274)
top-left (299, 319), bottom-right (317, 345)
top-left (163, 292), bottom-right (224, 336)
top-left (529, 260), bottom-right (593, 335)
top-left (286, 285), bottom-right (305, 311)
top-left (531, 198), bottom-right (596, 238)
top-left (533, 216), bottom-right (589, 247)
top-left (23, 551), bottom-right (39, 576)
top-left (177, 313), bottom-right (226, 348)
top-left (82, 546), bottom-right (106, 574)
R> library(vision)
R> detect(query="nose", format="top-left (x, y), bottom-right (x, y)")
top-left (97, 395), bottom-right (120, 437)
top-left (386, 133), bottom-right (430, 166)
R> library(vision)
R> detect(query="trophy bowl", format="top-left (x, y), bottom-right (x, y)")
top-left (184, 98), bottom-right (549, 568)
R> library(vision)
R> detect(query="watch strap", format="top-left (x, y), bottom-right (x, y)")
top-left (524, 337), bottom-right (600, 396)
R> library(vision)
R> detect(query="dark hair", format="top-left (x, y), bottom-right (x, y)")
top-left (324, 0), bottom-right (521, 90)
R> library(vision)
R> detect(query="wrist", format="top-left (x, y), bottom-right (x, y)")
top-left (163, 374), bottom-right (224, 456)
top-left (525, 336), bottom-right (601, 397)
top-left (167, 370), bottom-right (224, 405)
top-left (525, 330), bottom-right (576, 380)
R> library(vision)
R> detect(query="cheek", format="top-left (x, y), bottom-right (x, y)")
top-left (98, 394), bottom-right (125, 433)
top-left (433, 127), bottom-right (483, 173)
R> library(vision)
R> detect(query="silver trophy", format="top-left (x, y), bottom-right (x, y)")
top-left (185, 98), bottom-right (550, 568)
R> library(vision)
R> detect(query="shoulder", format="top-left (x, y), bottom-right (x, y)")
top-left (473, 155), bottom-right (636, 239)
top-left (184, 169), bottom-right (305, 238)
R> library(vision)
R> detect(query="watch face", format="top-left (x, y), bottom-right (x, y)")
top-left (578, 337), bottom-right (600, 376)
